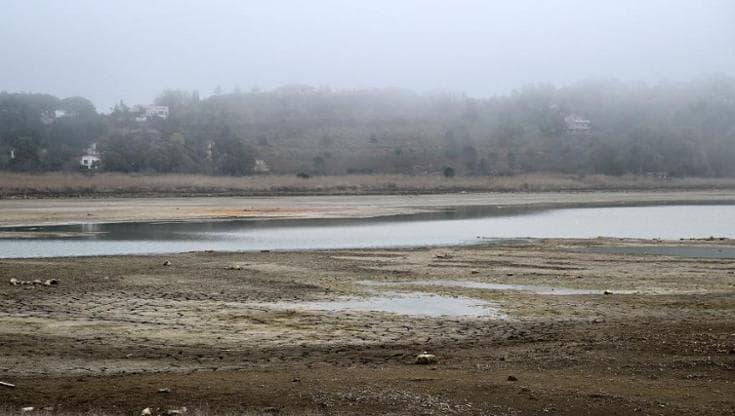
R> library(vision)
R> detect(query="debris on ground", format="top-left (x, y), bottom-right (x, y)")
top-left (0, 381), bottom-right (16, 388)
top-left (9, 278), bottom-right (58, 287)
top-left (415, 352), bottom-right (437, 365)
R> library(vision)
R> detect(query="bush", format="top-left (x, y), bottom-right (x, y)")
top-left (443, 167), bottom-right (455, 178)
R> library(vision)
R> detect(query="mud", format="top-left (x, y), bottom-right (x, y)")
top-left (1, 239), bottom-right (734, 415)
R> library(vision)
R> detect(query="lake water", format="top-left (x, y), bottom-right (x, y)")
top-left (0, 204), bottom-right (734, 258)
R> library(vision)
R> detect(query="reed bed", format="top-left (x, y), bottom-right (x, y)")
top-left (1, 172), bottom-right (734, 198)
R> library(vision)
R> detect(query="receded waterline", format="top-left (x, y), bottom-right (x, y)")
top-left (0, 204), bottom-right (734, 258)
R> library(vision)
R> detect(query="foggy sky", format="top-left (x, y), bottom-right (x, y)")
top-left (2, 0), bottom-right (734, 111)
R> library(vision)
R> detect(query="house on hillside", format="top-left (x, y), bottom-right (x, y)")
top-left (253, 159), bottom-right (270, 173)
top-left (146, 105), bottom-right (169, 120)
top-left (564, 114), bottom-right (591, 132)
top-left (132, 105), bottom-right (169, 122)
top-left (80, 143), bottom-right (100, 169)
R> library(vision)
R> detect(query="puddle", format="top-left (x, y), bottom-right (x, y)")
top-left (362, 280), bottom-right (597, 295)
top-left (268, 292), bottom-right (504, 318)
top-left (577, 245), bottom-right (735, 259)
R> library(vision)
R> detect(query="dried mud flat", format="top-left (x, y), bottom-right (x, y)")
top-left (1, 239), bottom-right (734, 415)
top-left (2, 190), bottom-right (735, 227)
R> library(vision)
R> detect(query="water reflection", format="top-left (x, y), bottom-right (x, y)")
top-left (266, 292), bottom-right (504, 318)
top-left (361, 280), bottom-right (598, 295)
top-left (0, 204), bottom-right (733, 258)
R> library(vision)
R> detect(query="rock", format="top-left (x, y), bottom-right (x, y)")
top-left (434, 254), bottom-right (452, 259)
top-left (507, 375), bottom-right (518, 381)
top-left (227, 265), bottom-right (243, 270)
top-left (162, 407), bottom-right (187, 415)
top-left (140, 408), bottom-right (152, 416)
top-left (415, 352), bottom-right (437, 365)
top-left (21, 407), bottom-right (34, 412)
top-left (43, 279), bottom-right (58, 286)
top-left (470, 270), bottom-right (479, 274)
top-left (0, 381), bottom-right (16, 388)
top-left (9, 278), bottom-right (19, 286)
top-left (603, 290), bottom-right (613, 295)
top-left (32, 279), bottom-right (43, 285)
top-left (158, 387), bottom-right (171, 393)
top-left (260, 250), bottom-right (271, 253)
top-left (163, 260), bottom-right (172, 266)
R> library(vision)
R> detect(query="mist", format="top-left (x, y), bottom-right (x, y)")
top-left (2, 0), bottom-right (734, 111)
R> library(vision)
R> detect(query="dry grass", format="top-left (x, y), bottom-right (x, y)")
top-left (1, 172), bottom-right (735, 198)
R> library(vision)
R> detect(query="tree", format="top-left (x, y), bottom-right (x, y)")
top-left (9, 137), bottom-right (42, 171)
top-left (212, 132), bottom-right (255, 176)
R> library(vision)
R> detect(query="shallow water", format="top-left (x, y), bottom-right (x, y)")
top-left (361, 280), bottom-right (599, 295)
top-left (1, 204), bottom-right (734, 258)
top-left (579, 245), bottom-right (735, 259)
top-left (267, 292), bottom-right (504, 318)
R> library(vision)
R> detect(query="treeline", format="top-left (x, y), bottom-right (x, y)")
top-left (2, 76), bottom-right (735, 176)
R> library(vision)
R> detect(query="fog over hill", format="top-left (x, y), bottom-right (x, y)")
top-left (1, 0), bottom-right (733, 111)
top-left (2, 77), bottom-right (735, 177)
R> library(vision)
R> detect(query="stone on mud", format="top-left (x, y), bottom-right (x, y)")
top-left (415, 352), bottom-right (437, 365)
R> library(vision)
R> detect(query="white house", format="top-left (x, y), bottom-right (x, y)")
top-left (145, 105), bottom-right (169, 120)
top-left (564, 114), bottom-right (591, 132)
top-left (81, 154), bottom-right (100, 169)
top-left (133, 105), bottom-right (169, 122)
top-left (253, 159), bottom-right (270, 173)
top-left (80, 143), bottom-right (100, 169)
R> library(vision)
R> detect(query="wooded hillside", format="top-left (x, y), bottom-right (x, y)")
top-left (2, 76), bottom-right (734, 177)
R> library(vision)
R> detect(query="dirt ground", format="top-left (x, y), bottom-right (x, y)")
top-left (1, 238), bottom-right (734, 415)
top-left (1, 190), bottom-right (735, 227)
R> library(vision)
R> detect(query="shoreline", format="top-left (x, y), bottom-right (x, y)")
top-left (1, 190), bottom-right (735, 228)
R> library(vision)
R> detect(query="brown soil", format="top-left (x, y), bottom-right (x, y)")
top-left (1, 239), bottom-right (734, 415)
